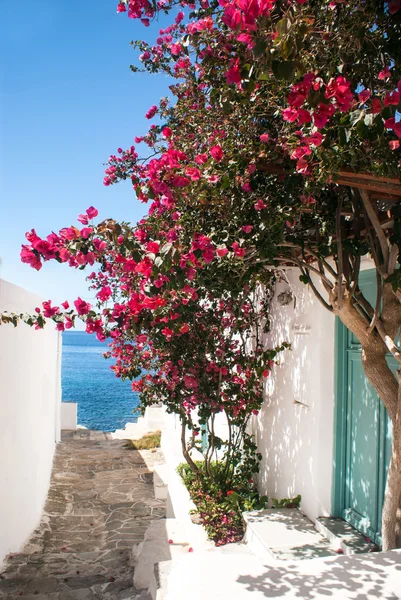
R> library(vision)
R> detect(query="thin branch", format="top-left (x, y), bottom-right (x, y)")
top-left (278, 242), bottom-right (338, 278)
top-left (359, 189), bottom-right (389, 268)
top-left (296, 263), bottom-right (334, 312)
top-left (349, 191), bottom-right (361, 295)
top-left (336, 195), bottom-right (344, 308)
top-left (388, 244), bottom-right (399, 276)
top-left (274, 256), bottom-right (334, 290)
top-left (368, 270), bottom-right (383, 333)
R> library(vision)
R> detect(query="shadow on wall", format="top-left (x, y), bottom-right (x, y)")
top-left (256, 271), bottom-right (336, 520)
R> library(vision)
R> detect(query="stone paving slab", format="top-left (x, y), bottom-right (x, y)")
top-left (0, 430), bottom-right (166, 600)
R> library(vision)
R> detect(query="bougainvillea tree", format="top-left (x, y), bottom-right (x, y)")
top-left (110, 0), bottom-right (401, 550)
top-left (2, 0), bottom-right (401, 548)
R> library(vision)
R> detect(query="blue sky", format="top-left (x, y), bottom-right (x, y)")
top-left (0, 0), bottom-right (170, 304)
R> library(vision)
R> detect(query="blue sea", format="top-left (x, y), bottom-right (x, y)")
top-left (62, 331), bottom-right (140, 431)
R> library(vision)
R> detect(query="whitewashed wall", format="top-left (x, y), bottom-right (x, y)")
top-left (255, 270), bottom-right (336, 520)
top-left (0, 279), bottom-right (61, 565)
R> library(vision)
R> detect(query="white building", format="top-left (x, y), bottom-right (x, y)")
top-left (0, 279), bottom-right (62, 565)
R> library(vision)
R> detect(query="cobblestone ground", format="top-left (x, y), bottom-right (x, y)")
top-left (0, 430), bottom-right (166, 600)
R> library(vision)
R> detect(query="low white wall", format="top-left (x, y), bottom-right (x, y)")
top-left (61, 402), bottom-right (77, 430)
top-left (0, 279), bottom-right (61, 565)
top-left (256, 270), bottom-right (335, 520)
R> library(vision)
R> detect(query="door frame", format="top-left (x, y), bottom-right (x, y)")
top-left (332, 268), bottom-right (391, 543)
top-left (332, 312), bottom-right (348, 518)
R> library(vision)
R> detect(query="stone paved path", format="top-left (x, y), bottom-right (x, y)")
top-left (0, 430), bottom-right (166, 600)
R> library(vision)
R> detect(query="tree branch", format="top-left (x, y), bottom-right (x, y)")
top-left (360, 189), bottom-right (389, 268)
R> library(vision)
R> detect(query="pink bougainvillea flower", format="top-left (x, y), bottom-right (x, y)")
top-left (210, 145), bottom-right (224, 162)
top-left (378, 66), bottom-right (391, 80)
top-left (389, 0), bottom-right (401, 13)
top-left (195, 153), bottom-right (208, 164)
top-left (282, 107), bottom-right (299, 123)
top-left (97, 286), bottom-right (112, 302)
top-left (170, 43), bottom-right (182, 56)
top-left (162, 127), bottom-right (172, 138)
top-left (306, 131), bottom-right (324, 147)
top-left (225, 59), bottom-right (241, 86)
top-left (161, 327), bottom-right (173, 339)
top-left (300, 194), bottom-right (316, 206)
top-left (254, 199), bottom-right (267, 211)
top-left (384, 91), bottom-right (400, 106)
top-left (77, 213), bottom-right (89, 225)
top-left (260, 133), bottom-right (270, 143)
top-left (208, 174), bottom-right (220, 183)
top-left (188, 547), bottom-right (194, 553)
top-left (20, 246), bottom-right (42, 271)
top-left (168, 539), bottom-right (174, 544)
top-left (325, 76), bottom-right (353, 111)
top-left (313, 102), bottom-right (335, 128)
top-left (61, 301), bottom-right (69, 310)
top-left (232, 242), bottom-right (245, 257)
top-left (146, 241), bottom-right (160, 254)
top-left (180, 323), bottom-right (189, 334)
top-left (358, 89), bottom-right (371, 104)
top-left (74, 297), bottom-right (92, 316)
top-left (370, 97), bottom-right (382, 114)
top-left (80, 227), bottom-right (93, 239)
top-left (242, 225), bottom-right (253, 233)
top-left (384, 117), bottom-right (396, 130)
top-left (86, 206), bottom-right (99, 219)
top-left (185, 167), bottom-right (202, 181)
top-left (216, 246), bottom-right (229, 257)
top-left (145, 105), bottom-right (158, 119)
top-left (390, 140), bottom-right (400, 150)
top-left (116, 2), bottom-right (126, 12)
top-left (42, 300), bottom-right (59, 318)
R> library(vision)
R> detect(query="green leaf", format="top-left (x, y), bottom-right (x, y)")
top-left (278, 61), bottom-right (295, 81)
top-left (253, 38), bottom-right (267, 58)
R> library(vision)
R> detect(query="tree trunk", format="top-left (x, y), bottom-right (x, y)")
top-left (381, 394), bottom-right (401, 551)
top-left (381, 444), bottom-right (401, 551)
top-left (181, 420), bottom-right (199, 473)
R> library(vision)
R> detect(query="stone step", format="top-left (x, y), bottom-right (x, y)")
top-left (0, 549), bottom-right (132, 580)
top-left (0, 573), bottom-right (136, 600)
top-left (315, 516), bottom-right (379, 555)
top-left (0, 549), bottom-right (138, 599)
top-left (243, 508), bottom-right (339, 561)
top-left (133, 518), bottom-right (193, 593)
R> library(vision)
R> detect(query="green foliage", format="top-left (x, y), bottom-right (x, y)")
top-left (272, 494), bottom-right (302, 509)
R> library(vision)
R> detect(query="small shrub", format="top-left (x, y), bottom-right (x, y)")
top-left (124, 430), bottom-right (161, 450)
top-left (178, 461), bottom-right (267, 546)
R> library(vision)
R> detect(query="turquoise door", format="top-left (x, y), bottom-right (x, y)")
top-left (334, 270), bottom-right (394, 545)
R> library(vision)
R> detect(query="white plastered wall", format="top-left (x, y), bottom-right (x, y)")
top-left (0, 279), bottom-right (61, 565)
top-left (255, 269), bottom-right (336, 520)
